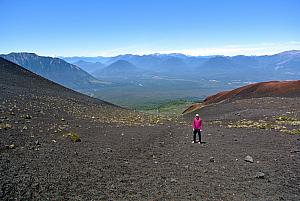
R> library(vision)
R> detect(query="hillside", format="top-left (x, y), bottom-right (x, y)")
top-left (183, 80), bottom-right (300, 114)
top-left (204, 80), bottom-right (300, 105)
top-left (0, 53), bottom-right (107, 90)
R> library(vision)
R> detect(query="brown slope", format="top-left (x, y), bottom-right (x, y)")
top-left (204, 80), bottom-right (300, 105)
top-left (182, 80), bottom-right (300, 114)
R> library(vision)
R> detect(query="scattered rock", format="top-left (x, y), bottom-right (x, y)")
top-left (170, 178), bottom-right (177, 183)
top-left (290, 149), bottom-right (300, 153)
top-left (104, 148), bottom-right (113, 153)
top-left (35, 140), bottom-right (40, 146)
top-left (5, 144), bottom-right (16, 149)
top-left (245, 155), bottom-right (254, 163)
top-left (255, 172), bottom-right (265, 179)
top-left (24, 114), bottom-right (32, 119)
top-left (209, 157), bottom-right (215, 162)
top-left (0, 123), bottom-right (12, 130)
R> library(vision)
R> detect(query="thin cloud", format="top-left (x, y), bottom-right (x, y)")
top-left (158, 42), bottom-right (300, 56)
top-left (44, 41), bottom-right (300, 57)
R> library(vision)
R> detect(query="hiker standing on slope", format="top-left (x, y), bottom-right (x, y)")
top-left (193, 114), bottom-right (203, 144)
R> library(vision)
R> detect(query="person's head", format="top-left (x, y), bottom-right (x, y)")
top-left (195, 114), bottom-right (199, 119)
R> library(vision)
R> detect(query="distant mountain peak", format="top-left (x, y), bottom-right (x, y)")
top-left (276, 50), bottom-right (300, 56)
top-left (0, 52), bottom-right (105, 90)
top-left (106, 60), bottom-right (138, 70)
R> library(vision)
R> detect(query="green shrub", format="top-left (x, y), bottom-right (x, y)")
top-left (67, 132), bottom-right (81, 142)
top-left (275, 116), bottom-right (296, 121)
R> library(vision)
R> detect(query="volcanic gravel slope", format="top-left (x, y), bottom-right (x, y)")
top-left (204, 80), bottom-right (300, 105)
top-left (1, 58), bottom-right (300, 200)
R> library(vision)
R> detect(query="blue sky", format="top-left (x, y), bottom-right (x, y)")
top-left (1, 0), bottom-right (300, 56)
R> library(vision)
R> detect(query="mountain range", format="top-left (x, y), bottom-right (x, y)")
top-left (1, 50), bottom-right (300, 107)
top-left (66, 50), bottom-right (300, 81)
top-left (0, 53), bottom-right (107, 90)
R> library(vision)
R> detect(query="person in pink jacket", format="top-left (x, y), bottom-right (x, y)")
top-left (192, 114), bottom-right (203, 144)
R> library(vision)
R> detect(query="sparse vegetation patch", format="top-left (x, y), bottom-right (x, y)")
top-left (227, 115), bottom-right (300, 135)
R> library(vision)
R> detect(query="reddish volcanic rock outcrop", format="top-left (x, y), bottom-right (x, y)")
top-left (182, 103), bottom-right (203, 114)
top-left (204, 80), bottom-right (300, 105)
top-left (183, 80), bottom-right (300, 114)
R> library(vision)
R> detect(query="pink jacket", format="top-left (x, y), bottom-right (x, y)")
top-left (193, 117), bottom-right (203, 130)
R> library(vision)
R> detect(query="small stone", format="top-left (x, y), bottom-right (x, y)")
top-left (245, 155), bottom-right (254, 163)
top-left (290, 149), bottom-right (300, 153)
top-left (24, 114), bottom-right (32, 119)
top-left (209, 157), bottom-right (215, 162)
top-left (52, 140), bottom-right (57, 143)
top-left (255, 172), bottom-right (265, 179)
top-left (0, 123), bottom-right (12, 130)
top-left (35, 140), bottom-right (40, 146)
top-left (170, 178), bottom-right (177, 183)
top-left (61, 118), bottom-right (65, 121)
top-left (6, 144), bottom-right (16, 149)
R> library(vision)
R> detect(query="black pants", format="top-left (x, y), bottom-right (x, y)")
top-left (193, 129), bottom-right (201, 143)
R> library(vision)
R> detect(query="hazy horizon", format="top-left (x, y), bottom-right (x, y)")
top-left (3, 48), bottom-right (300, 59)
